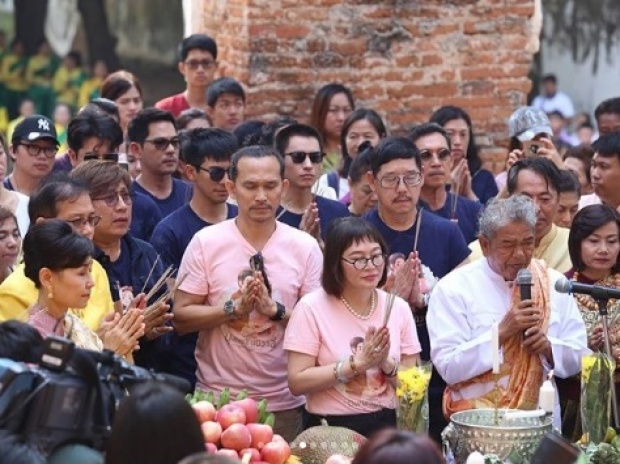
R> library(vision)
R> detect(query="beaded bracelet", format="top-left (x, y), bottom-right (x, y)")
top-left (334, 360), bottom-right (348, 383)
top-left (382, 358), bottom-right (399, 377)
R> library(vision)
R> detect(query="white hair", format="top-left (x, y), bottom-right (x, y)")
top-left (478, 195), bottom-right (537, 240)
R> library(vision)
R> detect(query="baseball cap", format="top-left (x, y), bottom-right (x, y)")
top-left (11, 115), bottom-right (59, 146)
top-left (508, 107), bottom-right (553, 142)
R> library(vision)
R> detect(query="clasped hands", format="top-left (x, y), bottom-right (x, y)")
top-left (234, 271), bottom-right (276, 318)
top-left (499, 299), bottom-right (552, 361)
top-left (353, 326), bottom-right (393, 374)
top-left (384, 251), bottom-right (425, 309)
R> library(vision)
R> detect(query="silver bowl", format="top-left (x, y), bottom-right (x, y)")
top-left (442, 409), bottom-right (553, 463)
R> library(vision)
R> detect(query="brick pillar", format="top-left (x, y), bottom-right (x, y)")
top-left (203, 1), bottom-right (538, 173)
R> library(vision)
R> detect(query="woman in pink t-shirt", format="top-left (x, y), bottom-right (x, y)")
top-left (284, 217), bottom-right (421, 437)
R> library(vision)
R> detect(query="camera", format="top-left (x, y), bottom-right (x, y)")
top-left (0, 335), bottom-right (190, 454)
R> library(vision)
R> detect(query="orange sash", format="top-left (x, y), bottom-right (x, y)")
top-left (443, 259), bottom-right (551, 418)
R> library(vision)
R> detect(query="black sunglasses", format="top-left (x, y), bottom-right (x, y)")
top-left (195, 165), bottom-right (228, 182)
top-left (284, 151), bottom-right (324, 164)
top-left (83, 153), bottom-right (119, 162)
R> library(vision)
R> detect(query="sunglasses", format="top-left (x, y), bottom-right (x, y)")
top-left (83, 153), bottom-right (119, 162)
top-left (419, 148), bottom-right (451, 163)
top-left (144, 137), bottom-right (180, 151)
top-left (195, 165), bottom-right (228, 182)
top-left (284, 151), bottom-right (325, 164)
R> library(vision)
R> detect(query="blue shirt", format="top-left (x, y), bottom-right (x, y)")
top-left (472, 168), bottom-right (498, 205)
top-left (132, 178), bottom-right (192, 218)
top-left (276, 195), bottom-right (350, 239)
top-left (131, 191), bottom-right (162, 242)
top-left (421, 193), bottom-right (483, 244)
top-left (149, 202), bottom-right (238, 388)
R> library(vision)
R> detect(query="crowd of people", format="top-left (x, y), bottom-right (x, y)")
top-left (0, 31), bottom-right (619, 463)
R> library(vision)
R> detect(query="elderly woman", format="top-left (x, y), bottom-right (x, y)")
top-left (24, 220), bottom-right (143, 356)
top-left (428, 195), bottom-right (587, 428)
top-left (285, 217), bottom-right (421, 437)
top-left (0, 206), bottom-right (20, 284)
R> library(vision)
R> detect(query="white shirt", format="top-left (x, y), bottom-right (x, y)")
top-left (428, 258), bottom-right (588, 426)
top-left (578, 193), bottom-right (601, 210)
top-left (532, 92), bottom-right (575, 118)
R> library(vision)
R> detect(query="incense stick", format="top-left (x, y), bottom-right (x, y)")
top-left (382, 291), bottom-right (396, 327)
top-left (413, 207), bottom-right (423, 252)
top-left (140, 254), bottom-right (161, 294)
top-left (144, 265), bottom-right (174, 302)
top-left (450, 190), bottom-right (459, 221)
top-left (147, 272), bottom-right (188, 312)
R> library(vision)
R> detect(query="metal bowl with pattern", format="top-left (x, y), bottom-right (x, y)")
top-left (441, 409), bottom-right (553, 463)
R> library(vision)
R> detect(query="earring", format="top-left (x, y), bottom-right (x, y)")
top-left (47, 288), bottom-right (54, 300)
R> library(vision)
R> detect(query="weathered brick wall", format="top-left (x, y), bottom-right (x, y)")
top-left (203, 0), bottom-right (538, 173)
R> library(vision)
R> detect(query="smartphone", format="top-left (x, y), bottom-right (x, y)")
top-left (522, 140), bottom-right (541, 158)
top-left (529, 431), bottom-right (581, 464)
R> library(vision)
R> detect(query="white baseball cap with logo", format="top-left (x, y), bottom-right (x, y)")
top-left (508, 107), bottom-right (553, 142)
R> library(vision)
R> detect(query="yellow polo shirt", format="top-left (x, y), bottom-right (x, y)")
top-left (468, 224), bottom-right (572, 274)
top-left (0, 260), bottom-right (113, 330)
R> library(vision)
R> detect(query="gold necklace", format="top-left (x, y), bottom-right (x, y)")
top-left (572, 271), bottom-right (620, 311)
top-left (340, 291), bottom-right (376, 320)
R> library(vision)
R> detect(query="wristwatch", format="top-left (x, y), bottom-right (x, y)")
top-left (223, 299), bottom-right (239, 319)
top-left (269, 302), bottom-right (286, 321)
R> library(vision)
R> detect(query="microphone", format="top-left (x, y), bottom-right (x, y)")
top-left (555, 276), bottom-right (620, 300)
top-left (517, 268), bottom-right (532, 301)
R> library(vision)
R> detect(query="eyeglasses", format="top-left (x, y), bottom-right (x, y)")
top-left (92, 191), bottom-right (133, 208)
top-left (419, 148), bottom-right (451, 163)
top-left (19, 143), bottom-right (57, 159)
top-left (285, 151), bottom-right (325, 164)
top-left (144, 137), bottom-right (180, 151)
top-left (66, 215), bottom-right (101, 228)
top-left (377, 173), bottom-right (422, 189)
top-left (341, 253), bottom-right (386, 270)
top-left (184, 60), bottom-right (216, 70)
top-left (83, 153), bottom-right (119, 162)
top-left (195, 165), bottom-right (228, 182)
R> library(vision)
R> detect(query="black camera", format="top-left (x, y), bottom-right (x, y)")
top-left (0, 335), bottom-right (190, 454)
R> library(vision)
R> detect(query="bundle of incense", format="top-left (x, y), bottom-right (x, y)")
top-left (140, 254), bottom-right (161, 294)
top-left (144, 264), bottom-right (175, 302)
top-left (382, 291), bottom-right (396, 327)
top-left (413, 207), bottom-right (423, 252)
top-left (146, 272), bottom-right (189, 314)
top-left (450, 184), bottom-right (459, 220)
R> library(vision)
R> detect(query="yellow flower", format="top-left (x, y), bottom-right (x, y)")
top-left (396, 364), bottom-right (431, 399)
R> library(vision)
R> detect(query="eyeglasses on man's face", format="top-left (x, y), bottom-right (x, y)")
top-left (195, 165), bottom-right (228, 182)
top-left (83, 153), bottom-right (119, 162)
top-left (285, 151), bottom-right (324, 164)
top-left (376, 173), bottom-right (422, 189)
top-left (19, 143), bottom-right (57, 159)
top-left (66, 215), bottom-right (101, 229)
top-left (419, 148), bottom-right (451, 164)
top-left (92, 191), bottom-right (133, 208)
top-left (144, 137), bottom-right (180, 151)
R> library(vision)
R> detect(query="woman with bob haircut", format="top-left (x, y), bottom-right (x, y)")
top-left (105, 382), bottom-right (205, 464)
top-left (24, 220), bottom-right (144, 355)
top-left (558, 204), bottom-right (620, 439)
top-left (284, 216), bottom-right (421, 437)
top-left (351, 428), bottom-right (445, 464)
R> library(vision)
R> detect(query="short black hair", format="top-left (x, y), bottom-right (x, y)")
top-left (369, 136), bottom-right (421, 175)
top-left (67, 112), bottom-right (123, 152)
top-left (178, 34), bottom-right (217, 62)
top-left (348, 145), bottom-right (373, 184)
top-left (254, 116), bottom-right (297, 146)
top-left (569, 204), bottom-right (620, 273)
top-left (542, 73), bottom-right (557, 84)
top-left (592, 132), bottom-right (620, 162)
top-left (23, 220), bottom-right (94, 288)
top-left (28, 175), bottom-right (89, 222)
top-left (595, 97), bottom-right (620, 121)
top-left (232, 120), bottom-right (266, 147)
top-left (229, 145), bottom-right (284, 182)
top-left (0, 320), bottom-right (43, 363)
top-left (274, 123), bottom-right (323, 157)
top-left (180, 128), bottom-right (238, 166)
top-left (557, 169), bottom-right (581, 195)
top-left (506, 157), bottom-right (561, 195)
top-left (409, 122), bottom-right (452, 150)
top-left (206, 77), bottom-right (246, 107)
top-left (322, 217), bottom-right (388, 297)
top-left (127, 108), bottom-right (176, 145)
top-left (79, 97), bottom-right (120, 121)
top-left (176, 108), bottom-right (212, 130)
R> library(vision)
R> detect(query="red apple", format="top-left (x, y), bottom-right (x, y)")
top-left (205, 443), bottom-right (218, 454)
top-left (201, 421), bottom-right (223, 444)
top-left (217, 449), bottom-right (239, 459)
top-left (193, 400), bottom-right (217, 423)
top-left (221, 423), bottom-right (252, 451)
top-left (234, 398), bottom-right (259, 423)
top-left (240, 447), bottom-right (261, 462)
top-left (217, 403), bottom-right (247, 429)
top-left (247, 423), bottom-right (274, 450)
top-left (261, 441), bottom-right (291, 464)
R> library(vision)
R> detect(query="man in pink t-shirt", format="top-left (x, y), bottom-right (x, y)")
top-left (175, 145), bottom-right (323, 442)
top-left (155, 34), bottom-right (217, 117)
